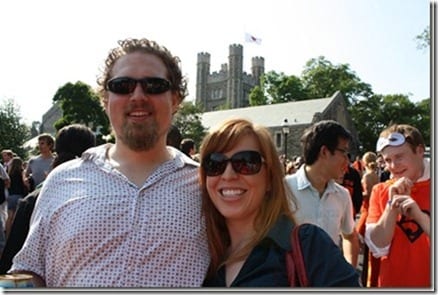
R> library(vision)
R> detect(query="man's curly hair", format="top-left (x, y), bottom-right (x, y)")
top-left (96, 38), bottom-right (188, 103)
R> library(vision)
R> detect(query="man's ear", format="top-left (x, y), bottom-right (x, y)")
top-left (170, 93), bottom-right (180, 115)
top-left (320, 145), bottom-right (330, 159)
top-left (416, 145), bottom-right (425, 156)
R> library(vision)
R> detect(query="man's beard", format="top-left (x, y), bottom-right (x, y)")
top-left (119, 119), bottom-right (159, 151)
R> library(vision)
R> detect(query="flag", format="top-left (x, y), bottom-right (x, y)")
top-left (244, 33), bottom-right (262, 45)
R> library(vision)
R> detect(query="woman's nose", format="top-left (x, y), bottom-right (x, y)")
top-left (220, 162), bottom-right (238, 179)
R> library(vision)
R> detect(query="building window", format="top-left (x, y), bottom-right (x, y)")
top-left (275, 132), bottom-right (282, 149)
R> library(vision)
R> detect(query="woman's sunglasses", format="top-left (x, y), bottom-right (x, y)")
top-left (202, 150), bottom-right (264, 177)
top-left (106, 77), bottom-right (172, 95)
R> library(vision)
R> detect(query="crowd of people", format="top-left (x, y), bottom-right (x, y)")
top-left (0, 37), bottom-right (430, 289)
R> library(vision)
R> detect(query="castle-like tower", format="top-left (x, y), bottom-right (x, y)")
top-left (196, 44), bottom-right (264, 111)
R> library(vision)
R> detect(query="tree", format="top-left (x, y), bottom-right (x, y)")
top-left (414, 98), bottom-right (431, 146)
top-left (249, 85), bottom-right (268, 106)
top-left (258, 71), bottom-right (309, 104)
top-left (241, 55), bottom-right (429, 154)
top-left (0, 98), bottom-right (30, 159)
top-left (274, 74), bottom-right (309, 103)
top-left (52, 81), bottom-right (110, 144)
top-left (173, 101), bottom-right (206, 148)
top-left (301, 56), bottom-right (373, 105)
top-left (350, 94), bottom-right (430, 152)
top-left (416, 26), bottom-right (430, 50)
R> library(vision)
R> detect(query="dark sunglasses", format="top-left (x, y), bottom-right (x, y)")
top-left (106, 77), bottom-right (172, 95)
top-left (202, 150), bottom-right (264, 176)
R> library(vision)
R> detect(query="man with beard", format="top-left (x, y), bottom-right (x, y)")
top-left (9, 38), bottom-right (209, 287)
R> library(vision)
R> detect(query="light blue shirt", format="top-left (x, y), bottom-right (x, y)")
top-left (285, 165), bottom-right (355, 244)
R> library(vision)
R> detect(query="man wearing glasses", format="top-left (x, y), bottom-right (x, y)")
top-left (285, 120), bottom-right (359, 268)
top-left (9, 38), bottom-right (209, 287)
top-left (365, 124), bottom-right (430, 287)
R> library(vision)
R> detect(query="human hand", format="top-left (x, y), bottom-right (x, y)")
top-left (390, 194), bottom-right (421, 219)
top-left (388, 177), bottom-right (413, 202)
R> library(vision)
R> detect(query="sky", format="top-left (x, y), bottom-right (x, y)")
top-left (0, 0), bottom-right (431, 125)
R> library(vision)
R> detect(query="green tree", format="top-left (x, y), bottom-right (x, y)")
top-left (173, 101), bottom-right (206, 148)
top-left (350, 94), bottom-right (430, 152)
top-left (260, 71), bottom-right (309, 103)
top-left (415, 26), bottom-right (430, 50)
top-left (249, 85), bottom-right (268, 106)
top-left (414, 98), bottom-right (431, 146)
top-left (52, 81), bottom-right (110, 144)
top-left (0, 99), bottom-right (30, 159)
top-left (301, 56), bottom-right (373, 105)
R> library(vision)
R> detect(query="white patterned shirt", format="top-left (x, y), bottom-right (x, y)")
top-left (285, 165), bottom-right (355, 244)
top-left (10, 144), bottom-right (210, 287)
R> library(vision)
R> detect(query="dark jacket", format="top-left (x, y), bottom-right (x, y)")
top-left (0, 188), bottom-right (40, 274)
top-left (203, 215), bottom-right (361, 287)
top-left (342, 166), bottom-right (363, 215)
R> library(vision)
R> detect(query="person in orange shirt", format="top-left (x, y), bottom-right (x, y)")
top-left (352, 155), bottom-right (364, 178)
top-left (365, 124), bottom-right (430, 288)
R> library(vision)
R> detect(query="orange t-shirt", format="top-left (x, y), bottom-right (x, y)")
top-left (367, 179), bottom-right (431, 287)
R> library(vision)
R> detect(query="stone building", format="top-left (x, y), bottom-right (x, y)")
top-left (200, 91), bottom-right (360, 159)
top-left (196, 44), bottom-right (264, 111)
top-left (40, 101), bottom-right (62, 135)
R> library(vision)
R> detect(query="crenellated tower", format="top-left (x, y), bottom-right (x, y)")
top-left (251, 56), bottom-right (265, 86)
top-left (196, 44), bottom-right (264, 112)
top-left (196, 52), bottom-right (210, 108)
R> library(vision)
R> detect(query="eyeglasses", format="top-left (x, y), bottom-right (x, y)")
top-left (106, 77), bottom-right (172, 95)
top-left (376, 132), bottom-right (406, 152)
top-left (202, 150), bottom-right (264, 176)
top-left (335, 148), bottom-right (349, 157)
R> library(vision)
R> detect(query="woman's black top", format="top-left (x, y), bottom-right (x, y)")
top-left (203, 215), bottom-right (361, 287)
top-left (0, 188), bottom-right (40, 274)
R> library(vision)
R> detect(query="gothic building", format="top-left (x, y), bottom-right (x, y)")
top-left (200, 91), bottom-right (361, 159)
top-left (196, 44), bottom-right (264, 111)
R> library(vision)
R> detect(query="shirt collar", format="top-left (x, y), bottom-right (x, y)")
top-left (295, 165), bottom-right (311, 190)
top-left (167, 146), bottom-right (200, 169)
top-left (294, 165), bottom-right (342, 194)
top-left (81, 144), bottom-right (200, 170)
top-left (417, 158), bottom-right (430, 182)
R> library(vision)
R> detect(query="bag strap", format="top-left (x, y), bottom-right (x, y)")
top-left (286, 224), bottom-right (310, 287)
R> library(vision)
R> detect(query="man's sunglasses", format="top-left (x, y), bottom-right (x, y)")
top-left (106, 77), bottom-right (172, 95)
top-left (202, 150), bottom-right (264, 177)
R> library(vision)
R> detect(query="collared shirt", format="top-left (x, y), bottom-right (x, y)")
top-left (203, 215), bottom-right (360, 287)
top-left (285, 165), bottom-right (355, 244)
top-left (10, 144), bottom-right (210, 287)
